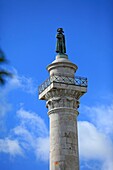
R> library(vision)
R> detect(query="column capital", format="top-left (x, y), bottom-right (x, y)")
top-left (45, 89), bottom-right (80, 113)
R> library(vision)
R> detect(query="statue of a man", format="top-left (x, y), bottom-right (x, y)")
top-left (56, 28), bottom-right (66, 54)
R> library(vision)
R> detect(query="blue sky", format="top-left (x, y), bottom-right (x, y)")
top-left (0, 0), bottom-right (113, 170)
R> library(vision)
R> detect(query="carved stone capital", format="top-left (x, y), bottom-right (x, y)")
top-left (45, 89), bottom-right (80, 112)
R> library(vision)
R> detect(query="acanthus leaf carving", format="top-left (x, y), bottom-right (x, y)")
top-left (45, 89), bottom-right (80, 111)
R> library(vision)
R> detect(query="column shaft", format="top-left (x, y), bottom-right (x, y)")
top-left (49, 109), bottom-right (79, 170)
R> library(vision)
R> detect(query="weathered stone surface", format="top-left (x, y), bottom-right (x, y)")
top-left (47, 56), bottom-right (78, 78)
top-left (39, 53), bottom-right (87, 170)
top-left (49, 108), bottom-right (79, 170)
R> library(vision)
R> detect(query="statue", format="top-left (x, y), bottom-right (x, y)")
top-left (56, 28), bottom-right (66, 54)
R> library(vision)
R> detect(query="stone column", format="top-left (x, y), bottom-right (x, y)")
top-left (46, 54), bottom-right (79, 170)
top-left (46, 89), bottom-right (80, 170)
top-left (39, 54), bottom-right (87, 170)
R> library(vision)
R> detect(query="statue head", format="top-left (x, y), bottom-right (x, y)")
top-left (57, 28), bottom-right (64, 33)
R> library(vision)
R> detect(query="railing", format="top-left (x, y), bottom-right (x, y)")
top-left (38, 75), bottom-right (88, 94)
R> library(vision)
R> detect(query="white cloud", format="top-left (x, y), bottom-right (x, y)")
top-left (14, 108), bottom-right (49, 161)
top-left (0, 68), bottom-right (48, 161)
top-left (0, 68), bottom-right (37, 95)
top-left (35, 137), bottom-right (49, 161)
top-left (78, 121), bottom-right (113, 160)
top-left (0, 138), bottom-right (23, 156)
top-left (0, 90), bottom-right (12, 131)
top-left (83, 104), bottom-right (113, 137)
top-left (0, 68), bottom-right (37, 131)
top-left (13, 125), bottom-right (35, 150)
top-left (14, 75), bottom-right (37, 94)
top-left (16, 108), bottom-right (48, 137)
top-left (78, 103), bottom-right (113, 170)
top-left (6, 68), bottom-right (37, 94)
top-left (1, 108), bottom-right (50, 161)
top-left (0, 93), bottom-right (11, 117)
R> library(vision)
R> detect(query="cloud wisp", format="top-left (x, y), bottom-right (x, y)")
top-left (0, 138), bottom-right (23, 156)
top-left (14, 108), bottom-right (49, 161)
top-left (5, 68), bottom-right (37, 94)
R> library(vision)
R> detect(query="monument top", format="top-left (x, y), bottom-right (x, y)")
top-left (56, 28), bottom-right (66, 55)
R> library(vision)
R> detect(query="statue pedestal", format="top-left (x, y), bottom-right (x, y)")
top-left (56, 54), bottom-right (68, 59)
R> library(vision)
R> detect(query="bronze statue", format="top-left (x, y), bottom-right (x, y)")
top-left (56, 28), bottom-right (66, 54)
